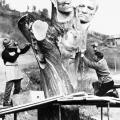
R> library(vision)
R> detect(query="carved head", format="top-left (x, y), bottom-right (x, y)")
top-left (56, 0), bottom-right (73, 13)
top-left (76, 0), bottom-right (99, 23)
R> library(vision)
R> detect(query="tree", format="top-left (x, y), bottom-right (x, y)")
top-left (5, 4), bottom-right (10, 10)
top-left (0, 0), bottom-right (2, 6)
top-left (38, 9), bottom-right (42, 16)
top-left (27, 5), bottom-right (29, 12)
top-left (32, 5), bottom-right (36, 12)
top-left (2, 0), bottom-right (5, 6)
top-left (41, 8), bottom-right (49, 18)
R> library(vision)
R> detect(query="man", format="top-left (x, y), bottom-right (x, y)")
top-left (81, 50), bottom-right (115, 96)
top-left (2, 38), bottom-right (31, 106)
top-left (91, 42), bottom-right (98, 52)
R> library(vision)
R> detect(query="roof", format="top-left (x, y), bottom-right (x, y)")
top-left (107, 35), bottom-right (120, 40)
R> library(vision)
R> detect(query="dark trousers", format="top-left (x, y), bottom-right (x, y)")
top-left (94, 81), bottom-right (114, 96)
top-left (3, 79), bottom-right (22, 106)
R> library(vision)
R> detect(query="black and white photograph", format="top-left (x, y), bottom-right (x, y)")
top-left (0, 0), bottom-right (120, 120)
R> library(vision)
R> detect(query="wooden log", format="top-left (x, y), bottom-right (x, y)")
top-left (11, 90), bottom-right (45, 120)
top-left (17, 13), bottom-right (97, 120)
top-left (11, 90), bottom-right (45, 106)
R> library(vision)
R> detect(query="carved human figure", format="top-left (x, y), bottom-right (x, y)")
top-left (18, 0), bottom-right (99, 97)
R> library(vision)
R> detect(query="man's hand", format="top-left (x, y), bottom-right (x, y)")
top-left (14, 42), bottom-right (18, 46)
top-left (81, 53), bottom-right (84, 57)
top-left (17, 47), bottom-right (21, 53)
top-left (81, 49), bottom-right (86, 57)
top-left (25, 43), bottom-right (31, 46)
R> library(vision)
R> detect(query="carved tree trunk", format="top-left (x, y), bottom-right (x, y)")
top-left (17, 13), bottom-right (96, 120)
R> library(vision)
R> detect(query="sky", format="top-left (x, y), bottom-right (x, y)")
top-left (5, 0), bottom-right (120, 35)
top-left (89, 0), bottom-right (120, 35)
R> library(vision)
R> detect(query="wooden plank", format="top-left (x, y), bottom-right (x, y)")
top-left (0, 95), bottom-right (63, 116)
top-left (1, 94), bottom-right (120, 117)
top-left (57, 96), bottom-right (120, 107)
top-left (12, 90), bottom-right (45, 106)
top-left (57, 98), bottom-right (109, 106)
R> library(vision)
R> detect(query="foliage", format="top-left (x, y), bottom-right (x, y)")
top-left (0, 92), bottom-right (4, 105)
top-left (41, 8), bottom-right (49, 19)
top-left (102, 47), bottom-right (120, 70)
top-left (32, 5), bottom-right (36, 12)
top-left (22, 63), bottom-right (43, 91)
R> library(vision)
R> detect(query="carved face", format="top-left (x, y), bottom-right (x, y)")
top-left (76, 0), bottom-right (98, 23)
top-left (58, 29), bottom-right (83, 59)
top-left (59, 41), bottom-right (78, 59)
top-left (57, 0), bottom-right (73, 13)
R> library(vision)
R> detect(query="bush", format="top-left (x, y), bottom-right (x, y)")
top-left (22, 63), bottom-right (42, 91)
top-left (102, 47), bottom-right (120, 70)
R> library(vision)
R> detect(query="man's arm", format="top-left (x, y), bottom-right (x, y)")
top-left (81, 54), bottom-right (101, 69)
top-left (19, 44), bottom-right (31, 54)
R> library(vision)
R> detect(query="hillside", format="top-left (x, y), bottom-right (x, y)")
top-left (0, 5), bottom-right (50, 44)
top-left (0, 8), bottom-right (26, 45)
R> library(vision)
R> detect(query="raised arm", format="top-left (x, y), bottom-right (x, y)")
top-left (81, 54), bottom-right (102, 70)
top-left (19, 43), bottom-right (31, 54)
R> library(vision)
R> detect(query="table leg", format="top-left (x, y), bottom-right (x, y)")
top-left (107, 102), bottom-right (110, 120)
top-left (101, 107), bottom-right (103, 120)
top-left (59, 105), bottom-right (61, 120)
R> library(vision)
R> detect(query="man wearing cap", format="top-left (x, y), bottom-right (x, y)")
top-left (81, 50), bottom-right (118, 97)
top-left (2, 38), bottom-right (31, 106)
